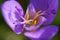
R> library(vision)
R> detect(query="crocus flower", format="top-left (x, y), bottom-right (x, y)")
top-left (1, 0), bottom-right (58, 40)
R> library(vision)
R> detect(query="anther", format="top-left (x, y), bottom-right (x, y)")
top-left (25, 10), bottom-right (30, 20)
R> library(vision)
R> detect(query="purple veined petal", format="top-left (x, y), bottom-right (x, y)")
top-left (37, 16), bottom-right (46, 27)
top-left (14, 24), bottom-right (24, 34)
top-left (1, 1), bottom-right (24, 34)
top-left (24, 25), bottom-right (58, 40)
top-left (43, 0), bottom-right (58, 25)
top-left (30, 0), bottom-right (49, 11)
top-left (30, 0), bottom-right (58, 25)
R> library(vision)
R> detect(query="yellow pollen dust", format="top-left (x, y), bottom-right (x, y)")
top-left (25, 10), bottom-right (41, 26)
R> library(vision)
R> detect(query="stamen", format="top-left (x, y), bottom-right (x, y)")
top-left (25, 10), bottom-right (30, 20)
top-left (25, 20), bottom-right (33, 24)
top-left (39, 11), bottom-right (45, 16)
top-left (20, 16), bottom-right (33, 24)
top-left (31, 10), bottom-right (42, 26)
top-left (20, 16), bottom-right (26, 21)
top-left (32, 20), bottom-right (37, 26)
top-left (33, 10), bottom-right (42, 21)
top-left (19, 22), bottom-right (25, 24)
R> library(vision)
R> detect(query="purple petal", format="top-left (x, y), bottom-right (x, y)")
top-left (1, 1), bottom-right (24, 34)
top-left (43, 10), bottom-right (56, 25)
top-left (31, 38), bottom-right (50, 40)
top-left (39, 25), bottom-right (58, 39)
top-left (30, 0), bottom-right (58, 24)
top-left (30, 0), bottom-right (49, 11)
top-left (43, 0), bottom-right (58, 25)
top-left (24, 25), bottom-right (58, 40)
top-left (14, 24), bottom-right (24, 34)
top-left (37, 16), bottom-right (46, 27)
top-left (25, 26), bottom-right (37, 31)
top-left (24, 28), bottom-right (44, 38)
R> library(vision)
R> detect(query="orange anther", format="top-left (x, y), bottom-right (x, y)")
top-left (31, 10), bottom-right (41, 26)
top-left (25, 10), bottom-right (30, 20)
top-left (33, 10), bottom-right (41, 21)
top-left (32, 20), bottom-right (37, 26)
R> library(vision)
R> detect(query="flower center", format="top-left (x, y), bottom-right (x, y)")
top-left (15, 6), bottom-right (43, 27)
top-left (25, 10), bottom-right (42, 26)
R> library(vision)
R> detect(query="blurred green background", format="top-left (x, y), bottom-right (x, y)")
top-left (0, 0), bottom-right (60, 40)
